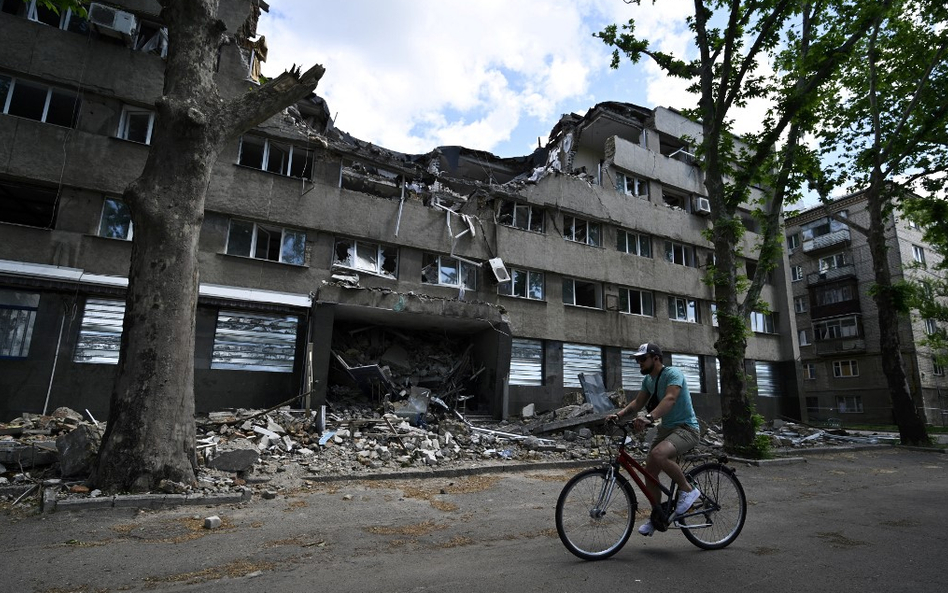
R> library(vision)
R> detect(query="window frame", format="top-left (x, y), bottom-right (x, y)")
top-left (668, 295), bottom-right (699, 323)
top-left (836, 394), bottom-right (864, 413)
top-left (0, 290), bottom-right (40, 359)
top-left (563, 278), bottom-right (603, 309)
top-left (117, 106), bottom-right (155, 145)
top-left (813, 316), bottom-right (859, 341)
top-left (421, 253), bottom-right (477, 290)
top-left (794, 295), bottom-right (809, 313)
top-left (912, 244), bottom-right (926, 265)
top-left (798, 329), bottom-right (811, 346)
top-left (498, 200), bottom-right (544, 233)
top-left (803, 363), bottom-right (816, 380)
top-left (98, 197), bottom-right (133, 240)
top-left (0, 74), bottom-right (81, 128)
top-left (615, 171), bottom-right (648, 198)
top-left (617, 229), bottom-right (652, 257)
top-left (332, 238), bottom-right (398, 278)
top-left (618, 287), bottom-right (654, 316)
top-left (750, 311), bottom-right (777, 334)
top-left (833, 360), bottom-right (859, 378)
top-left (818, 252), bottom-right (849, 272)
top-left (237, 134), bottom-right (315, 180)
top-left (562, 216), bottom-right (602, 247)
top-left (498, 268), bottom-right (545, 301)
top-left (664, 240), bottom-right (695, 267)
top-left (791, 265), bottom-right (803, 282)
top-left (226, 219), bottom-right (307, 266)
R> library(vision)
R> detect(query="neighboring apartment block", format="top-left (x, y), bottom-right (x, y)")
top-left (0, 0), bottom-right (800, 422)
top-left (785, 193), bottom-right (948, 426)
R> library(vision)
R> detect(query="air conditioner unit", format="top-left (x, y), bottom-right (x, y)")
top-left (693, 197), bottom-right (711, 215)
top-left (487, 257), bottom-right (511, 284)
top-left (88, 3), bottom-right (138, 41)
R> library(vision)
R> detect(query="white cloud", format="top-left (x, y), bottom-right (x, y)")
top-left (258, 0), bottom-right (616, 155)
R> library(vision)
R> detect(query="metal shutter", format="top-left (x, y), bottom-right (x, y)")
top-left (510, 338), bottom-right (543, 386)
top-left (563, 343), bottom-right (602, 388)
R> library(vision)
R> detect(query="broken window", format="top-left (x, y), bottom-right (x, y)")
top-left (498, 200), bottom-right (544, 233)
top-left (509, 338), bottom-right (543, 386)
top-left (226, 219), bottom-right (306, 265)
top-left (563, 216), bottom-right (602, 247)
top-left (617, 229), bottom-right (651, 257)
top-left (668, 296), bottom-right (699, 322)
top-left (618, 288), bottom-right (653, 316)
top-left (563, 343), bottom-right (603, 388)
top-left (563, 278), bottom-right (602, 309)
top-left (814, 283), bottom-right (855, 306)
top-left (134, 19), bottom-right (168, 58)
top-left (801, 211), bottom-right (848, 240)
top-left (117, 106), bottom-right (154, 145)
top-left (74, 298), bottom-right (125, 365)
top-left (0, 74), bottom-right (81, 128)
top-left (0, 178), bottom-right (58, 228)
top-left (210, 311), bottom-right (298, 373)
top-left (664, 240), bottom-right (695, 267)
top-left (498, 268), bottom-right (544, 301)
top-left (661, 187), bottom-right (687, 209)
top-left (238, 135), bottom-right (314, 179)
top-left (340, 159), bottom-right (401, 199)
top-left (333, 238), bottom-right (398, 278)
top-left (615, 171), bottom-right (648, 198)
top-left (421, 253), bottom-right (477, 290)
top-left (98, 197), bottom-right (133, 240)
top-left (0, 289), bottom-right (39, 359)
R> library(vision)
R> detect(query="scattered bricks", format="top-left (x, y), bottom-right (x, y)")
top-left (69, 484), bottom-right (90, 494)
top-left (203, 515), bottom-right (222, 529)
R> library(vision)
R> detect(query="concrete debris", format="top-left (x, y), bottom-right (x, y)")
top-left (203, 515), bottom-right (222, 529)
top-left (0, 403), bottom-right (899, 507)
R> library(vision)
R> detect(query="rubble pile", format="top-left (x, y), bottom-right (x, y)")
top-left (1, 401), bottom-right (896, 507)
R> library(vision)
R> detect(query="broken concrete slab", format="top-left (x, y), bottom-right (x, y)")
top-left (529, 412), bottom-right (610, 435)
top-left (207, 449), bottom-right (260, 472)
top-left (56, 424), bottom-right (104, 477)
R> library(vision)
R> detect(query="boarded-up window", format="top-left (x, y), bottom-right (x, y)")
top-left (509, 338), bottom-right (543, 386)
top-left (563, 343), bottom-right (602, 388)
top-left (0, 289), bottom-right (39, 359)
top-left (754, 361), bottom-right (782, 397)
top-left (671, 353), bottom-right (704, 393)
top-left (211, 311), bottom-right (298, 373)
top-left (74, 298), bottom-right (125, 365)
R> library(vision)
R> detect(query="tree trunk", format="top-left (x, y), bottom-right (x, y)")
top-left (711, 208), bottom-right (755, 453)
top-left (865, 186), bottom-right (930, 445)
top-left (91, 0), bottom-right (324, 492)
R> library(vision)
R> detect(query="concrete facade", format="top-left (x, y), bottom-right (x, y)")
top-left (785, 193), bottom-right (948, 427)
top-left (0, 1), bottom-right (799, 423)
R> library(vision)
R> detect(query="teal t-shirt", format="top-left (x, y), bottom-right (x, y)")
top-left (640, 366), bottom-right (699, 431)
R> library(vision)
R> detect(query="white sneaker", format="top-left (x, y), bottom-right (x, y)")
top-left (638, 520), bottom-right (655, 536)
top-left (675, 488), bottom-right (701, 515)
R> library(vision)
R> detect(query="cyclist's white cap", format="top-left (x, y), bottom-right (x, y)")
top-left (632, 342), bottom-right (662, 359)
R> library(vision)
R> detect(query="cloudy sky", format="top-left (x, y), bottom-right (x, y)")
top-left (255, 0), bottom-right (717, 158)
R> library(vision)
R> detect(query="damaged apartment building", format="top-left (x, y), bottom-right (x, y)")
top-left (0, 0), bottom-right (801, 423)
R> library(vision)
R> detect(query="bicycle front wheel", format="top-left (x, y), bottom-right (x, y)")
top-left (555, 467), bottom-right (637, 560)
top-left (679, 463), bottom-right (746, 550)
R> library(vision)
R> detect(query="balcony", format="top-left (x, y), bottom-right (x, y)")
top-left (814, 338), bottom-right (866, 355)
top-left (807, 264), bottom-right (855, 286)
top-left (802, 228), bottom-right (851, 254)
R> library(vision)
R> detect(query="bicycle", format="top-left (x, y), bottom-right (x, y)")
top-left (555, 421), bottom-right (747, 560)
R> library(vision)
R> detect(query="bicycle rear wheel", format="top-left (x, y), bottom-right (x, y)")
top-left (679, 463), bottom-right (746, 550)
top-left (555, 467), bottom-right (637, 560)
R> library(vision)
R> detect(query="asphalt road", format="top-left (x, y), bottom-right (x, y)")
top-left (2, 447), bottom-right (945, 593)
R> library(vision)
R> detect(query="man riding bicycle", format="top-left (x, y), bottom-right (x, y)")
top-left (607, 342), bottom-right (701, 536)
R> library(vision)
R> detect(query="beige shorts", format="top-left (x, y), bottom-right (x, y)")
top-left (651, 424), bottom-right (700, 456)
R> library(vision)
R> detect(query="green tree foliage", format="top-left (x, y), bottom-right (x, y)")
top-left (814, 0), bottom-right (947, 444)
top-left (598, 1), bottom-right (882, 454)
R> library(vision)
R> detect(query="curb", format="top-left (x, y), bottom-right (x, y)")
top-left (42, 488), bottom-right (252, 513)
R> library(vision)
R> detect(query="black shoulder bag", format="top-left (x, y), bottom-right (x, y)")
top-left (645, 367), bottom-right (666, 413)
